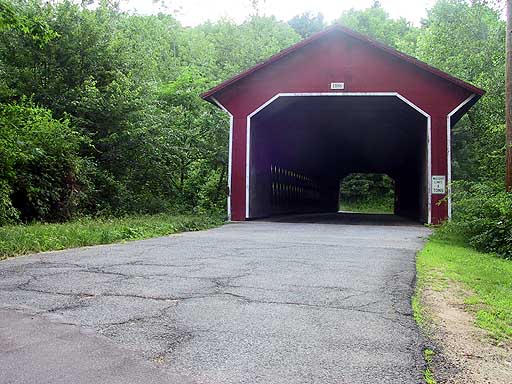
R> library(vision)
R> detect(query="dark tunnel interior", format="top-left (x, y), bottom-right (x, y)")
top-left (248, 96), bottom-right (429, 222)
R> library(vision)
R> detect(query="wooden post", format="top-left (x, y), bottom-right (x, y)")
top-left (507, 0), bottom-right (512, 191)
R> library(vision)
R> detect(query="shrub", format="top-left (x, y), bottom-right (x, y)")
top-left (339, 173), bottom-right (395, 213)
top-left (0, 100), bottom-right (93, 224)
top-left (437, 181), bottom-right (512, 259)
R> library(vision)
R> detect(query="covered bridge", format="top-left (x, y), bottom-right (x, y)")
top-left (201, 25), bottom-right (485, 224)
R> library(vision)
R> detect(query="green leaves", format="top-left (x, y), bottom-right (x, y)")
top-left (415, 0), bottom-right (505, 182)
top-left (336, 3), bottom-right (419, 53)
top-left (438, 181), bottom-right (512, 259)
top-left (0, 99), bottom-right (91, 224)
top-left (184, 16), bottom-right (300, 83)
top-left (339, 173), bottom-right (395, 213)
top-left (0, 0), bottom-right (57, 46)
top-left (288, 12), bottom-right (326, 38)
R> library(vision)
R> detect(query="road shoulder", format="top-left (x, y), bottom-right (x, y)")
top-left (415, 239), bottom-right (512, 383)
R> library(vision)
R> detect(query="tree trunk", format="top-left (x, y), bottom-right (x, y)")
top-left (213, 167), bottom-right (226, 204)
top-left (507, 0), bottom-right (512, 191)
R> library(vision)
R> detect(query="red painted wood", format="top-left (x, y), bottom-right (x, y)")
top-left (230, 117), bottom-right (247, 221)
top-left (207, 29), bottom-right (483, 223)
top-left (431, 115), bottom-right (449, 224)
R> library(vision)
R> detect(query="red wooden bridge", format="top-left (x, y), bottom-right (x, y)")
top-left (202, 25), bottom-right (484, 224)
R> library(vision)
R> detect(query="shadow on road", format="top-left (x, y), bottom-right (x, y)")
top-left (256, 212), bottom-right (423, 226)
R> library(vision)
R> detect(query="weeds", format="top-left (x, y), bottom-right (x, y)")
top-left (0, 214), bottom-right (224, 259)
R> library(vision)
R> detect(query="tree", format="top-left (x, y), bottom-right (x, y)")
top-left (0, 1), bottom-right (303, 220)
top-left (185, 16), bottom-right (300, 82)
top-left (336, 1), bottom-right (419, 53)
top-left (416, 0), bottom-right (506, 182)
top-left (506, 0), bottom-right (512, 191)
top-left (288, 12), bottom-right (326, 39)
top-left (0, 100), bottom-right (90, 223)
top-left (0, 0), bottom-right (56, 44)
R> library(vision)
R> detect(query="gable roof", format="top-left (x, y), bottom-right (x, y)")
top-left (201, 24), bottom-right (485, 101)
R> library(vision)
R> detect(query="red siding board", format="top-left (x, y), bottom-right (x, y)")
top-left (431, 116), bottom-right (449, 224)
top-left (230, 117), bottom-right (247, 221)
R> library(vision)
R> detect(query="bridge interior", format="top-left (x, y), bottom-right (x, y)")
top-left (248, 95), bottom-right (429, 222)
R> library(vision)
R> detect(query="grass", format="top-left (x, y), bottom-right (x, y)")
top-left (416, 236), bottom-right (512, 343)
top-left (339, 199), bottom-right (394, 214)
top-left (0, 213), bottom-right (224, 260)
top-left (423, 348), bottom-right (437, 384)
top-left (412, 290), bottom-right (426, 328)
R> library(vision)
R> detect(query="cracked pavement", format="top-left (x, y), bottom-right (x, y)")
top-left (0, 213), bottom-right (431, 383)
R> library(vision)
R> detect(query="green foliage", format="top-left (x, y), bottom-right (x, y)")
top-left (418, 236), bottom-right (512, 342)
top-left (288, 12), bottom-right (326, 38)
top-left (0, 1), bottom-right (301, 223)
top-left (0, 213), bottom-right (224, 259)
top-left (121, 69), bottom-right (229, 214)
top-left (185, 16), bottom-right (300, 82)
top-left (0, 0), bottom-right (57, 45)
top-left (336, 1), bottom-right (419, 53)
top-left (0, 100), bottom-right (91, 224)
top-left (339, 173), bottom-right (395, 214)
top-left (416, 0), bottom-right (505, 181)
top-left (436, 181), bottom-right (512, 259)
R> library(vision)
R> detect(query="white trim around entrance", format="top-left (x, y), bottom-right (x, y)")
top-left (246, 92), bottom-right (433, 223)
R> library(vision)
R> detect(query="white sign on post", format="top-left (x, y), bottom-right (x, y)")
top-left (432, 175), bottom-right (446, 194)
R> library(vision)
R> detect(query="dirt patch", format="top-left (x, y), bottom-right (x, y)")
top-left (422, 282), bottom-right (512, 383)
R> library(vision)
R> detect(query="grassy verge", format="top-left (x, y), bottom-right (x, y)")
top-left (0, 214), bottom-right (224, 260)
top-left (415, 236), bottom-right (512, 343)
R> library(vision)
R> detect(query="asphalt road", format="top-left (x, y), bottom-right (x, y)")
top-left (0, 213), bottom-right (431, 384)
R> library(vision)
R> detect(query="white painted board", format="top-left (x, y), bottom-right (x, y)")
top-left (432, 175), bottom-right (446, 194)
